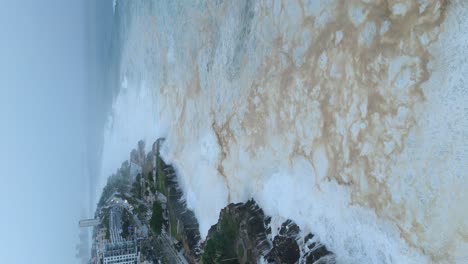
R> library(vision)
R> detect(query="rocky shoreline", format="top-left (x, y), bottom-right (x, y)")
top-left (153, 139), bottom-right (335, 264)
top-left (202, 200), bottom-right (334, 264)
top-left (92, 138), bottom-right (335, 264)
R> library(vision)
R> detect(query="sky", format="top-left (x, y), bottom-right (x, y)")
top-left (0, 0), bottom-right (110, 263)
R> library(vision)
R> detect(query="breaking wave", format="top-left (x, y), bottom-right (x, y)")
top-left (100, 1), bottom-right (468, 263)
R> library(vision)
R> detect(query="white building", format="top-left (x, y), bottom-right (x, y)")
top-left (102, 241), bottom-right (138, 264)
top-left (79, 218), bottom-right (100, 227)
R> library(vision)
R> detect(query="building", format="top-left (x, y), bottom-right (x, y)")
top-left (79, 218), bottom-right (100, 228)
top-left (102, 241), bottom-right (138, 264)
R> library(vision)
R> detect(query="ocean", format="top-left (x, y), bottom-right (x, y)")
top-left (98, 1), bottom-right (468, 263)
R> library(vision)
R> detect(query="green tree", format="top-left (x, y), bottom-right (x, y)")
top-left (150, 202), bottom-right (163, 234)
top-left (121, 210), bottom-right (131, 239)
top-left (147, 172), bottom-right (154, 183)
top-left (202, 216), bottom-right (239, 264)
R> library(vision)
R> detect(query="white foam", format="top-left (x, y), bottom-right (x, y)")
top-left (97, 77), bottom-right (159, 200)
top-left (256, 156), bottom-right (426, 263)
top-left (349, 5), bottom-right (366, 26)
top-left (99, 1), bottom-right (468, 263)
top-left (392, 3), bottom-right (408, 16)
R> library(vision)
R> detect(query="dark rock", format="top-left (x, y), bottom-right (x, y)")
top-left (265, 220), bottom-right (335, 264)
top-left (304, 244), bottom-right (333, 264)
top-left (304, 233), bottom-right (314, 243)
top-left (279, 220), bottom-right (300, 238)
top-left (265, 220), bottom-right (301, 264)
top-left (266, 235), bottom-right (300, 264)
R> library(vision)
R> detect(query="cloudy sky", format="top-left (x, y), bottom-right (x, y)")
top-left (0, 0), bottom-right (111, 263)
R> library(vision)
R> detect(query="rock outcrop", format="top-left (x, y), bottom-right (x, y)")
top-left (202, 200), bottom-right (270, 263)
top-left (265, 220), bottom-right (334, 264)
top-left (202, 200), bottom-right (335, 264)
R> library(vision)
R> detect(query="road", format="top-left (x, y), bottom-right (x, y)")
top-left (109, 207), bottom-right (123, 243)
top-left (155, 230), bottom-right (188, 264)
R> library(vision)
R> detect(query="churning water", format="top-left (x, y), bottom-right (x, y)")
top-left (99, 1), bottom-right (468, 263)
